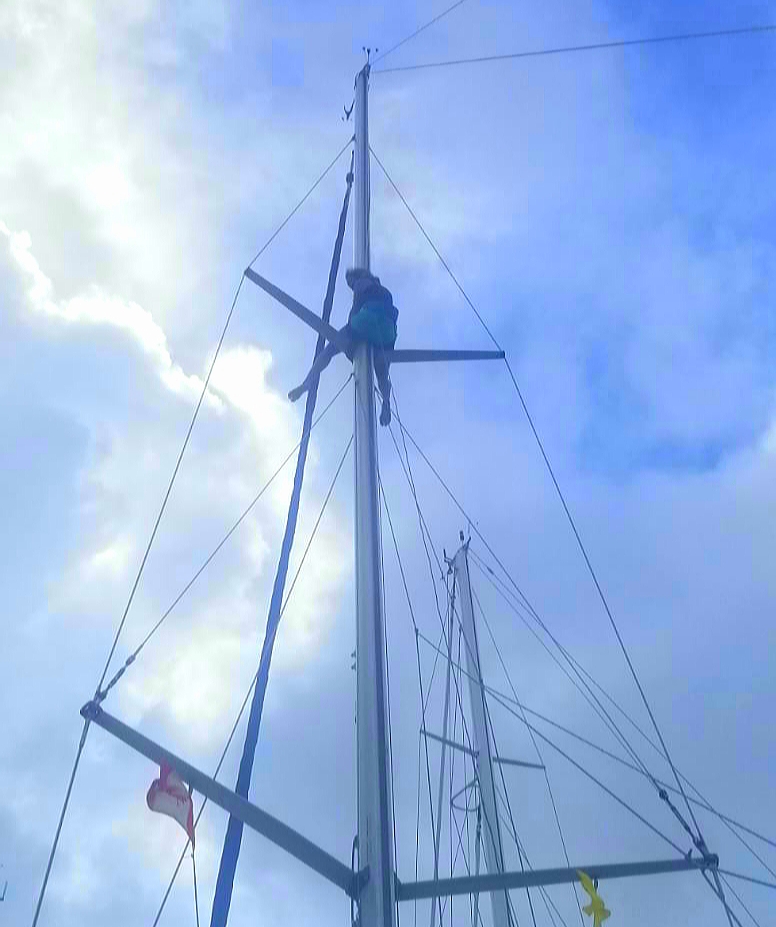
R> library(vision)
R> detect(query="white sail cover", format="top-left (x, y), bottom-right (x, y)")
top-left (146, 762), bottom-right (195, 846)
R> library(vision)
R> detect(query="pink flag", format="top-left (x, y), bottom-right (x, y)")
top-left (146, 763), bottom-right (195, 847)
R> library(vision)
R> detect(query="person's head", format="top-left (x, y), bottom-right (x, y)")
top-left (346, 267), bottom-right (378, 289)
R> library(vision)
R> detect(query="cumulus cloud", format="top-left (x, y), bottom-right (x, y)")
top-left (2, 2), bottom-right (775, 927)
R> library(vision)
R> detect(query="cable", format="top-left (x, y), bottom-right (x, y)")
top-left (96, 374), bottom-right (353, 703)
top-left (721, 875), bottom-right (764, 927)
top-left (373, 0), bottom-right (470, 65)
top-left (718, 870), bottom-right (776, 891)
top-left (372, 144), bottom-right (723, 885)
top-left (373, 23), bottom-right (776, 72)
top-left (415, 628), bottom-right (685, 854)
top-left (152, 432), bottom-right (353, 924)
top-left (474, 588), bottom-right (584, 927)
top-left (246, 138), bottom-right (353, 270)
top-left (386, 406), bottom-right (776, 859)
top-left (31, 136), bottom-right (356, 927)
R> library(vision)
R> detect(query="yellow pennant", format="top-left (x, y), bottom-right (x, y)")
top-left (577, 871), bottom-right (611, 927)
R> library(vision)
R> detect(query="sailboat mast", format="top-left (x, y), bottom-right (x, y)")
top-left (353, 62), bottom-right (398, 927)
top-left (454, 539), bottom-right (512, 927)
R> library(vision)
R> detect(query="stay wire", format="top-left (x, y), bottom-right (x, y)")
top-left (378, 474), bottom-right (440, 908)
top-left (420, 621), bottom-right (776, 878)
top-left (97, 374), bottom-right (353, 702)
top-left (377, 454), bottom-right (401, 927)
top-left (33, 136), bottom-right (355, 927)
top-left (721, 876), bottom-right (763, 927)
top-left (191, 849), bottom-right (200, 927)
top-left (718, 870), bottom-right (776, 891)
top-left (372, 144), bottom-right (707, 851)
top-left (98, 136), bottom-right (352, 696)
top-left (469, 550), bottom-right (656, 783)
top-left (246, 138), bottom-right (354, 270)
top-left (382, 394), bottom-right (509, 908)
top-left (372, 23), bottom-right (776, 73)
top-left (373, 0), bottom-right (470, 65)
top-left (411, 641), bottom-right (766, 926)
top-left (151, 430), bottom-right (353, 925)
top-left (415, 628), bottom-right (686, 856)
top-left (473, 587), bottom-right (584, 927)
top-left (386, 409), bottom-right (776, 856)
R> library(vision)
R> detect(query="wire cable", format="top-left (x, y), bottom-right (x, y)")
top-left (373, 23), bottom-right (776, 72)
top-left (371, 143), bottom-right (710, 851)
top-left (721, 875), bottom-right (764, 927)
top-left (152, 431), bottom-right (353, 924)
top-left (373, 0), bottom-right (470, 65)
top-left (31, 135), bottom-right (355, 927)
top-left (97, 374), bottom-right (352, 702)
top-left (387, 404), bottom-right (776, 857)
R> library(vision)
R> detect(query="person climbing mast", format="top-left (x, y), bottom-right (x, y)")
top-left (288, 267), bottom-right (398, 425)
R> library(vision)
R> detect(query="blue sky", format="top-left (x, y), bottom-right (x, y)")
top-left (1, 1), bottom-right (775, 926)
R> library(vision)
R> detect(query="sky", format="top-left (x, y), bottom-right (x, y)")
top-left (1, 1), bottom-right (775, 925)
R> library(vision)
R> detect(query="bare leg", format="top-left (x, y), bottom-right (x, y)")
top-left (374, 350), bottom-right (392, 426)
top-left (288, 337), bottom-right (342, 402)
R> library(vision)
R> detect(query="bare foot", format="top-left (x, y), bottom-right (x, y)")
top-left (288, 386), bottom-right (304, 402)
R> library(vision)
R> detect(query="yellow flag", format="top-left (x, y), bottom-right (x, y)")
top-left (577, 871), bottom-right (611, 927)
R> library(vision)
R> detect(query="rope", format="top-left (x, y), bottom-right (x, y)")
top-left (372, 23), bottom-right (776, 72)
top-left (96, 373), bottom-right (352, 703)
top-left (151, 431), bottom-right (353, 925)
top-left (373, 0), bottom-right (470, 65)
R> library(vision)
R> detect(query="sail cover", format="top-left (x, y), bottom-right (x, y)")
top-left (209, 158), bottom-right (354, 927)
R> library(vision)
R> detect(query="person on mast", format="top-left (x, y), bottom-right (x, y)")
top-left (288, 267), bottom-right (398, 425)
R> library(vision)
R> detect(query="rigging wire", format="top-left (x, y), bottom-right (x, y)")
top-left (468, 550), bottom-right (658, 785)
top-left (414, 629), bottom-right (685, 855)
top-left (472, 550), bottom-right (776, 885)
top-left (151, 430), bottom-right (354, 925)
top-left (379, 429), bottom-right (504, 925)
top-left (377, 453), bottom-right (401, 927)
top-left (718, 870), bottom-right (776, 891)
top-left (421, 620), bottom-right (776, 885)
top-left (423, 625), bottom-right (771, 922)
top-left (473, 588), bottom-right (584, 927)
top-left (382, 401), bottom-right (508, 883)
top-left (373, 23), bottom-right (776, 73)
top-left (370, 140), bottom-right (702, 816)
top-left (368, 149), bottom-right (738, 924)
top-left (376, 467), bottom-right (440, 918)
top-left (373, 0), bottom-right (470, 65)
top-left (97, 374), bottom-right (353, 703)
top-left (721, 875), bottom-right (764, 927)
top-left (31, 136), bottom-right (355, 927)
top-left (385, 406), bottom-right (776, 857)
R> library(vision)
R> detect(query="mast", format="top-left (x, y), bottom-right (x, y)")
top-left (353, 62), bottom-right (397, 927)
top-left (453, 539), bottom-right (512, 927)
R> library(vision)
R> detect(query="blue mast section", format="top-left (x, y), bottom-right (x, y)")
top-left (210, 156), bottom-right (354, 927)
